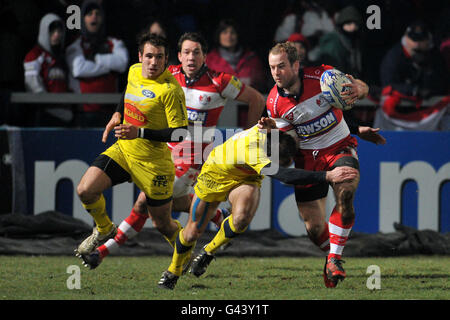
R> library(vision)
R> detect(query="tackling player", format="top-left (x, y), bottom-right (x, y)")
top-left (265, 42), bottom-right (385, 287)
top-left (158, 122), bottom-right (359, 289)
top-left (80, 32), bottom-right (266, 268)
top-left (75, 33), bottom-right (188, 262)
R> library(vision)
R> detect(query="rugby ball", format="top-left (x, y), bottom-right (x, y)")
top-left (320, 69), bottom-right (353, 110)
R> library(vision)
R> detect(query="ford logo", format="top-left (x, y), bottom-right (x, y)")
top-left (142, 89), bottom-right (155, 98)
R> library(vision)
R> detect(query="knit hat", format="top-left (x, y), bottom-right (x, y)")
top-left (287, 33), bottom-right (310, 49)
top-left (405, 20), bottom-right (432, 41)
top-left (335, 6), bottom-right (363, 27)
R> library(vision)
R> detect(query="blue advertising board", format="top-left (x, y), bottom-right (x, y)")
top-left (2, 127), bottom-right (449, 235)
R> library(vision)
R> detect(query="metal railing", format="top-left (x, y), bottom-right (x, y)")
top-left (4, 92), bottom-right (447, 127)
top-left (8, 92), bottom-right (445, 106)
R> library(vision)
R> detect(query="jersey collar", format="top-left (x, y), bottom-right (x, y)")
top-left (182, 64), bottom-right (208, 86)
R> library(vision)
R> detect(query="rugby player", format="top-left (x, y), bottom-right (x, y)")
top-left (265, 42), bottom-right (385, 287)
top-left (75, 33), bottom-right (188, 262)
top-left (158, 122), bottom-right (359, 289)
top-left (80, 32), bottom-right (265, 268)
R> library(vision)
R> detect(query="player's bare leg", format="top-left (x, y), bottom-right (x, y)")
top-left (159, 194), bottom-right (220, 289)
top-left (297, 198), bottom-right (338, 288)
top-left (82, 192), bottom-right (149, 269)
top-left (297, 198), bottom-right (329, 252)
top-left (190, 184), bottom-right (260, 277)
top-left (75, 167), bottom-right (117, 257)
top-left (147, 200), bottom-right (181, 247)
top-left (326, 172), bottom-right (360, 286)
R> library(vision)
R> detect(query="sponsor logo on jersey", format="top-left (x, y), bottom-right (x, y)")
top-left (124, 103), bottom-right (147, 126)
top-left (284, 110), bottom-right (294, 121)
top-left (141, 89), bottom-right (155, 98)
top-left (187, 109), bottom-right (208, 124)
top-left (294, 109), bottom-right (338, 139)
top-left (316, 94), bottom-right (331, 107)
top-left (199, 94), bottom-right (211, 105)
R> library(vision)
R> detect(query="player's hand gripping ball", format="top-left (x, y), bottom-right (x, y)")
top-left (320, 69), bottom-right (353, 110)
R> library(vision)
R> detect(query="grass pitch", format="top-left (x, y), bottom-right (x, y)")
top-left (0, 255), bottom-right (448, 300)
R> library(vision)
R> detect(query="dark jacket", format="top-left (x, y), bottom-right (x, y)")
top-left (380, 42), bottom-right (448, 98)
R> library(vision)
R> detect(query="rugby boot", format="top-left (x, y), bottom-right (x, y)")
top-left (158, 271), bottom-right (179, 290)
top-left (75, 224), bottom-right (117, 257)
top-left (325, 256), bottom-right (346, 286)
top-left (189, 248), bottom-right (215, 277)
top-left (81, 250), bottom-right (102, 270)
top-left (322, 257), bottom-right (337, 288)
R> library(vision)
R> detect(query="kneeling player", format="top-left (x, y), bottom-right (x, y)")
top-left (158, 122), bottom-right (358, 289)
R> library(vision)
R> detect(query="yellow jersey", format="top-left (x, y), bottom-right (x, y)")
top-left (194, 126), bottom-right (272, 202)
top-left (118, 63), bottom-right (188, 161)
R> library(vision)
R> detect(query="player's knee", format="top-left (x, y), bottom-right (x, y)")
top-left (305, 222), bottom-right (323, 240)
top-left (183, 227), bottom-right (200, 243)
top-left (76, 184), bottom-right (95, 203)
top-left (232, 213), bottom-right (251, 232)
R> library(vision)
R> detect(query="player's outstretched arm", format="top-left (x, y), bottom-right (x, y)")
top-left (265, 166), bottom-right (358, 185)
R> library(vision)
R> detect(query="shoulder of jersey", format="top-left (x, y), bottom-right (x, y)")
top-left (302, 65), bottom-right (333, 80)
top-left (168, 64), bottom-right (182, 75)
top-left (206, 67), bottom-right (221, 78)
top-left (266, 84), bottom-right (279, 101)
top-left (129, 63), bottom-right (142, 72)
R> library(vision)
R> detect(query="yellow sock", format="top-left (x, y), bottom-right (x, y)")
top-left (82, 194), bottom-right (113, 235)
top-left (205, 214), bottom-right (246, 254)
top-left (168, 229), bottom-right (196, 276)
top-left (164, 219), bottom-right (182, 248)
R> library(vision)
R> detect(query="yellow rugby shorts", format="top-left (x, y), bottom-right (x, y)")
top-left (194, 162), bottom-right (263, 202)
top-left (102, 142), bottom-right (175, 201)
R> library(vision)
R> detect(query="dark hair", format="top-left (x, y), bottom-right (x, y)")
top-left (214, 18), bottom-right (240, 47)
top-left (265, 130), bottom-right (297, 166)
top-left (177, 32), bottom-right (208, 54)
top-left (142, 18), bottom-right (168, 39)
top-left (278, 131), bottom-right (297, 166)
top-left (137, 32), bottom-right (169, 56)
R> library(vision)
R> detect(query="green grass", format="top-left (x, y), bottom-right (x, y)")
top-left (0, 255), bottom-right (449, 300)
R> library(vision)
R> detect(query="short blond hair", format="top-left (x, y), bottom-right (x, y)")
top-left (269, 42), bottom-right (300, 65)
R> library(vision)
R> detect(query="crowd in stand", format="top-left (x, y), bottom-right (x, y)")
top-left (0, 0), bottom-right (449, 130)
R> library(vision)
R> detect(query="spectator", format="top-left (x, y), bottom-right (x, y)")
top-left (66, 0), bottom-right (129, 127)
top-left (316, 5), bottom-right (364, 78)
top-left (287, 32), bottom-right (311, 68)
top-left (0, 0), bottom-right (40, 126)
top-left (274, 0), bottom-right (335, 63)
top-left (206, 18), bottom-right (267, 92)
top-left (140, 18), bottom-right (178, 65)
top-left (374, 20), bottom-right (449, 131)
top-left (23, 13), bottom-right (74, 127)
top-left (436, 7), bottom-right (450, 79)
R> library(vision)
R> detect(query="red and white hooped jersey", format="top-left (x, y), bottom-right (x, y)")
top-left (168, 64), bottom-right (245, 143)
top-left (266, 65), bottom-right (350, 150)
